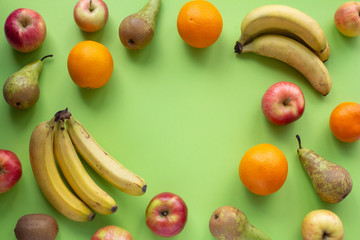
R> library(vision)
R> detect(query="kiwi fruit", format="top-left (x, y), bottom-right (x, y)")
top-left (14, 213), bottom-right (59, 240)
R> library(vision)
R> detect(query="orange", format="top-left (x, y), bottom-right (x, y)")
top-left (177, 0), bottom-right (223, 48)
top-left (329, 102), bottom-right (360, 143)
top-left (67, 40), bottom-right (113, 89)
top-left (239, 143), bottom-right (288, 196)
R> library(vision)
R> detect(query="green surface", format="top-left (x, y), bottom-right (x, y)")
top-left (0, 0), bottom-right (359, 239)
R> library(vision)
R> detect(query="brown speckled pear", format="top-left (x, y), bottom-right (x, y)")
top-left (3, 55), bottom-right (53, 110)
top-left (296, 135), bottom-right (352, 203)
top-left (209, 206), bottom-right (272, 240)
top-left (119, 0), bottom-right (161, 50)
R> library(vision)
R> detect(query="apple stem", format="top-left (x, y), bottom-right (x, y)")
top-left (0, 167), bottom-right (6, 175)
top-left (21, 20), bottom-right (27, 28)
top-left (296, 135), bottom-right (302, 149)
top-left (41, 54), bottom-right (53, 61)
top-left (89, 0), bottom-right (94, 12)
top-left (283, 98), bottom-right (291, 105)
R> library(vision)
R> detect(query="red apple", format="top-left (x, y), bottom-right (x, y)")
top-left (74, 0), bottom-right (109, 32)
top-left (0, 149), bottom-right (22, 193)
top-left (334, 1), bottom-right (360, 37)
top-left (261, 81), bottom-right (305, 125)
top-left (145, 192), bottom-right (188, 238)
top-left (91, 225), bottom-right (133, 240)
top-left (4, 8), bottom-right (46, 53)
top-left (302, 209), bottom-right (344, 240)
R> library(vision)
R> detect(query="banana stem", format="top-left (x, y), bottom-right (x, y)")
top-left (41, 54), bottom-right (53, 61)
top-left (296, 135), bottom-right (302, 149)
top-left (234, 41), bottom-right (243, 54)
top-left (54, 108), bottom-right (71, 122)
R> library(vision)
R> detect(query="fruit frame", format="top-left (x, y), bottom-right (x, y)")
top-left (0, 0), bottom-right (359, 239)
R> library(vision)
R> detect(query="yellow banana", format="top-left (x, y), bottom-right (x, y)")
top-left (315, 41), bottom-right (330, 62)
top-left (237, 5), bottom-right (329, 59)
top-left (29, 118), bottom-right (95, 222)
top-left (235, 34), bottom-right (331, 96)
top-left (53, 118), bottom-right (117, 215)
top-left (65, 115), bottom-right (147, 196)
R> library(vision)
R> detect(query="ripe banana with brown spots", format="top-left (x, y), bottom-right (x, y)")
top-left (235, 34), bottom-right (331, 96)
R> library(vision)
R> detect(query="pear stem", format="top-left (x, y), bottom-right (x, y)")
top-left (41, 54), bottom-right (53, 61)
top-left (296, 135), bottom-right (302, 149)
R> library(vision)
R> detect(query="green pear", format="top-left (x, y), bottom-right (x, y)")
top-left (209, 206), bottom-right (271, 240)
top-left (296, 135), bottom-right (352, 203)
top-left (119, 0), bottom-right (161, 50)
top-left (3, 54), bottom-right (53, 110)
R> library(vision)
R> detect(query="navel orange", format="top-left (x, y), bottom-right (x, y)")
top-left (177, 0), bottom-right (223, 48)
top-left (239, 143), bottom-right (288, 196)
top-left (329, 102), bottom-right (360, 143)
top-left (67, 40), bottom-right (113, 89)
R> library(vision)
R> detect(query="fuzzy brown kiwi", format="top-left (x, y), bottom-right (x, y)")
top-left (14, 214), bottom-right (59, 240)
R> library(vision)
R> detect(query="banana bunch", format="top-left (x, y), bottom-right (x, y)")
top-left (234, 5), bottom-right (331, 96)
top-left (29, 108), bottom-right (147, 222)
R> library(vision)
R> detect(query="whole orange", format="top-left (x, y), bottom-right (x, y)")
top-left (329, 102), bottom-right (360, 143)
top-left (239, 143), bottom-right (288, 196)
top-left (177, 0), bottom-right (223, 48)
top-left (67, 40), bottom-right (113, 89)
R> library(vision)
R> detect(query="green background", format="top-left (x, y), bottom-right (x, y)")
top-left (0, 0), bottom-right (359, 239)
